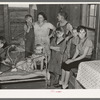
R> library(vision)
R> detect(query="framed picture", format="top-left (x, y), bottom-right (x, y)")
top-left (0, 0), bottom-right (100, 98)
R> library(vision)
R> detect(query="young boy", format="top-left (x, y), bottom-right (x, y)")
top-left (24, 14), bottom-right (35, 58)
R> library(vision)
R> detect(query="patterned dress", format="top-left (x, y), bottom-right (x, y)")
top-left (34, 22), bottom-right (55, 59)
top-left (48, 37), bottom-right (67, 75)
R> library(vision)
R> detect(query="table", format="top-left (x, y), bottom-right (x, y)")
top-left (76, 60), bottom-right (100, 89)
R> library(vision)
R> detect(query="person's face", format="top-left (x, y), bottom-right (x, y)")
top-left (26, 17), bottom-right (33, 23)
top-left (0, 41), bottom-right (4, 48)
top-left (72, 29), bottom-right (78, 37)
top-left (27, 58), bottom-right (32, 63)
top-left (38, 14), bottom-right (44, 23)
top-left (57, 13), bottom-right (63, 21)
top-left (78, 29), bottom-right (86, 39)
top-left (56, 31), bottom-right (64, 38)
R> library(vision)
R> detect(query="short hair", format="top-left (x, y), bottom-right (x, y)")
top-left (77, 26), bottom-right (87, 33)
top-left (72, 27), bottom-right (77, 31)
top-left (58, 11), bottom-right (68, 20)
top-left (37, 12), bottom-right (47, 20)
top-left (77, 26), bottom-right (87, 37)
top-left (25, 14), bottom-right (33, 23)
top-left (56, 27), bottom-right (64, 32)
top-left (25, 14), bottom-right (32, 19)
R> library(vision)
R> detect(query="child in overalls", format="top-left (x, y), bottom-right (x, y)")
top-left (24, 14), bottom-right (35, 58)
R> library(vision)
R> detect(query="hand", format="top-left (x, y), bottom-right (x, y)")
top-left (65, 59), bottom-right (74, 64)
top-left (55, 47), bottom-right (60, 51)
top-left (27, 22), bottom-right (32, 27)
top-left (65, 36), bottom-right (70, 41)
top-left (50, 46), bottom-right (60, 51)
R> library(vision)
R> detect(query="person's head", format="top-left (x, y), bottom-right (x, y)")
top-left (35, 44), bottom-right (43, 54)
top-left (37, 12), bottom-right (47, 23)
top-left (72, 28), bottom-right (78, 37)
top-left (0, 36), bottom-right (6, 48)
top-left (25, 14), bottom-right (33, 23)
top-left (56, 27), bottom-right (64, 38)
top-left (57, 11), bottom-right (68, 22)
top-left (77, 26), bottom-right (87, 39)
top-left (26, 57), bottom-right (32, 63)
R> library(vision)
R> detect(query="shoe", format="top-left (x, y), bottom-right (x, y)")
top-left (54, 83), bottom-right (62, 87)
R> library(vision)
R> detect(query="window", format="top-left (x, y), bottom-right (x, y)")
top-left (86, 4), bottom-right (97, 29)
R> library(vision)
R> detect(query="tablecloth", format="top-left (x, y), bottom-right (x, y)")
top-left (76, 60), bottom-right (100, 89)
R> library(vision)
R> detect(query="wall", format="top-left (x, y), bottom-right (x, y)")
top-left (34, 4), bottom-right (59, 26)
top-left (94, 5), bottom-right (100, 59)
top-left (0, 5), bottom-right (4, 36)
top-left (81, 4), bottom-right (87, 26)
top-left (9, 7), bottom-right (29, 41)
top-left (69, 4), bottom-right (81, 27)
top-left (35, 4), bottom-right (81, 27)
top-left (0, 4), bottom-right (82, 42)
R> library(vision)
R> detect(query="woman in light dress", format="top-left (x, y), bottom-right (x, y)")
top-left (34, 12), bottom-right (55, 62)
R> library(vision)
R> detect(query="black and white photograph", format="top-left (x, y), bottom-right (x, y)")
top-left (0, 2), bottom-right (100, 91)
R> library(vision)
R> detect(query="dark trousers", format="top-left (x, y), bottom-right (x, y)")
top-left (25, 37), bottom-right (34, 58)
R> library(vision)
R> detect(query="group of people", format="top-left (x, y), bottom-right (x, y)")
top-left (0, 10), bottom-right (94, 89)
top-left (24, 10), bottom-right (94, 89)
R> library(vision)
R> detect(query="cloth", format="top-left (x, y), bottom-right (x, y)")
top-left (76, 38), bottom-right (93, 57)
top-left (34, 22), bottom-right (55, 57)
top-left (57, 22), bottom-right (73, 61)
top-left (25, 26), bottom-right (35, 57)
top-left (70, 36), bottom-right (79, 58)
top-left (76, 60), bottom-right (100, 89)
top-left (0, 69), bottom-right (46, 81)
top-left (61, 58), bottom-right (91, 71)
top-left (48, 37), bottom-right (66, 75)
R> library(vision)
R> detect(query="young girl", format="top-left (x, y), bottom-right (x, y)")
top-left (57, 11), bottom-right (73, 61)
top-left (48, 27), bottom-right (67, 87)
top-left (24, 14), bottom-right (35, 58)
top-left (70, 28), bottom-right (79, 58)
top-left (60, 26), bottom-right (94, 89)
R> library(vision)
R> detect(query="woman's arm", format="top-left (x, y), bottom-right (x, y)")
top-left (50, 46), bottom-right (60, 51)
top-left (66, 47), bottom-right (89, 64)
top-left (24, 24), bottom-right (31, 33)
top-left (72, 46), bottom-right (89, 62)
top-left (48, 23), bottom-right (56, 38)
top-left (72, 48), bottom-right (79, 59)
